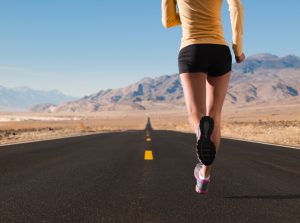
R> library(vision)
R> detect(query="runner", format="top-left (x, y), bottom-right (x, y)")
top-left (161, 0), bottom-right (245, 194)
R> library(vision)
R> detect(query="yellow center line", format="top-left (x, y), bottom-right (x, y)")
top-left (144, 150), bottom-right (153, 160)
top-left (146, 137), bottom-right (151, 142)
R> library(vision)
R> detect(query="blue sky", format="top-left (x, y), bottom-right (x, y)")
top-left (0, 0), bottom-right (299, 97)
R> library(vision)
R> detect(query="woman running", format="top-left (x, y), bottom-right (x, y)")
top-left (161, 0), bottom-right (245, 194)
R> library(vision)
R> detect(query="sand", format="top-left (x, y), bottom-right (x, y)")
top-left (0, 104), bottom-right (299, 148)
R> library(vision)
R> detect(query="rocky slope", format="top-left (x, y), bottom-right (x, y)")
top-left (30, 53), bottom-right (300, 112)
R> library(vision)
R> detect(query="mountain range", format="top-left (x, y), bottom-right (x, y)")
top-left (4, 53), bottom-right (300, 113)
top-left (0, 86), bottom-right (77, 111)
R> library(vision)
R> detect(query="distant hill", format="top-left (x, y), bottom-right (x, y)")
top-left (0, 86), bottom-right (77, 111)
top-left (232, 53), bottom-right (300, 73)
top-left (226, 53), bottom-right (300, 106)
top-left (31, 53), bottom-right (300, 113)
top-left (37, 75), bottom-right (184, 112)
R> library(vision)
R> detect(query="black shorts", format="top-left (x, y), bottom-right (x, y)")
top-left (178, 44), bottom-right (232, 77)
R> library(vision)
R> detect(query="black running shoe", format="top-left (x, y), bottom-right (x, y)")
top-left (196, 116), bottom-right (216, 166)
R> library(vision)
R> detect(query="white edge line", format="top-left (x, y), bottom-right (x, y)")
top-left (0, 130), bottom-right (125, 147)
top-left (1, 129), bottom-right (299, 150)
top-left (223, 136), bottom-right (300, 150)
top-left (160, 129), bottom-right (300, 150)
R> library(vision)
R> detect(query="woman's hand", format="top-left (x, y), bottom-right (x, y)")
top-left (235, 53), bottom-right (246, 63)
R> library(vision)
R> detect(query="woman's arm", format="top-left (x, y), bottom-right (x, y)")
top-left (227, 0), bottom-right (244, 57)
top-left (161, 0), bottom-right (181, 28)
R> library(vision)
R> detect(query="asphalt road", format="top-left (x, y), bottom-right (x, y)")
top-left (0, 121), bottom-right (299, 223)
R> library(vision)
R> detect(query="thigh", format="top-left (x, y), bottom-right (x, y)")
top-left (180, 72), bottom-right (207, 115)
top-left (206, 72), bottom-right (231, 115)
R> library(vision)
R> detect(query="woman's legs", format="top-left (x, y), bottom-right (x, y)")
top-left (180, 71), bottom-right (231, 178)
top-left (180, 72), bottom-right (207, 133)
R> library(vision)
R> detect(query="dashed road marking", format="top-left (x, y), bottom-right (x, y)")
top-left (144, 150), bottom-right (153, 160)
top-left (146, 137), bottom-right (151, 142)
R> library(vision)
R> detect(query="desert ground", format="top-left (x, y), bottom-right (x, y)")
top-left (0, 103), bottom-right (300, 148)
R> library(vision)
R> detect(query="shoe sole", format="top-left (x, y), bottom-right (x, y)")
top-left (197, 116), bottom-right (216, 166)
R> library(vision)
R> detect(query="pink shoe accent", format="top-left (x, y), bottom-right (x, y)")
top-left (194, 163), bottom-right (210, 194)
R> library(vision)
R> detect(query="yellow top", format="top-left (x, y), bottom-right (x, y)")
top-left (161, 0), bottom-right (244, 56)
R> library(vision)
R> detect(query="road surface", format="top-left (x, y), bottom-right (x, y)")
top-left (0, 120), bottom-right (299, 222)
